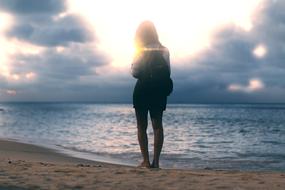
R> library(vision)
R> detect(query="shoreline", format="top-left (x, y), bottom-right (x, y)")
top-left (0, 138), bottom-right (103, 165)
top-left (0, 138), bottom-right (285, 189)
top-left (0, 137), bottom-right (135, 167)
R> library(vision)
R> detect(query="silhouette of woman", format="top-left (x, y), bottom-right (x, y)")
top-left (131, 21), bottom-right (171, 168)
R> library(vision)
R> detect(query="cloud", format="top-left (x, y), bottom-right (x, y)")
top-left (0, 0), bottom-right (65, 15)
top-left (5, 89), bottom-right (17, 96)
top-left (7, 14), bottom-right (94, 46)
top-left (7, 43), bottom-right (109, 82)
top-left (228, 79), bottom-right (265, 93)
top-left (0, 42), bottom-right (111, 101)
top-left (0, 0), bottom-right (111, 101)
top-left (0, 0), bottom-right (93, 47)
top-left (168, 0), bottom-right (285, 103)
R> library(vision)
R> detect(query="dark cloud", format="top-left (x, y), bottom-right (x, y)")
top-left (169, 0), bottom-right (285, 103)
top-left (7, 14), bottom-right (94, 46)
top-left (0, 0), bottom-right (111, 101)
top-left (1, 0), bottom-right (93, 46)
top-left (0, 43), bottom-right (111, 101)
top-left (0, 0), bottom-right (65, 15)
top-left (10, 43), bottom-right (109, 81)
top-left (252, 1), bottom-right (285, 69)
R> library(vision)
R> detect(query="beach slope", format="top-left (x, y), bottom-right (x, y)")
top-left (0, 139), bottom-right (284, 190)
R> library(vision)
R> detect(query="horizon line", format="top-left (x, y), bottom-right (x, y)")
top-left (1, 101), bottom-right (285, 104)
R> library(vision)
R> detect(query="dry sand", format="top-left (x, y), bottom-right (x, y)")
top-left (0, 139), bottom-right (284, 190)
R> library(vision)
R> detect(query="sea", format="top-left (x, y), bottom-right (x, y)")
top-left (0, 103), bottom-right (285, 171)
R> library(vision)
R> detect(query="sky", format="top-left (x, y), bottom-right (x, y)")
top-left (0, 0), bottom-right (285, 103)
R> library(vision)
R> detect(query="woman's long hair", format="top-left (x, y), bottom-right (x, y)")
top-left (135, 21), bottom-right (160, 51)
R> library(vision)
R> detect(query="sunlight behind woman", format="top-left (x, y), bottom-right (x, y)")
top-left (67, 0), bottom-right (263, 68)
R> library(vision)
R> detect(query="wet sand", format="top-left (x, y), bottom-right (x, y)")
top-left (0, 139), bottom-right (284, 190)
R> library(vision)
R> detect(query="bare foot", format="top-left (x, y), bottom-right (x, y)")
top-left (138, 161), bottom-right (151, 168)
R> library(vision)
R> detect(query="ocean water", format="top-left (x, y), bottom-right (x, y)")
top-left (0, 103), bottom-right (285, 171)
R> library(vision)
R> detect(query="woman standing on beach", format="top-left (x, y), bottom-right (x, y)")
top-left (131, 21), bottom-right (172, 168)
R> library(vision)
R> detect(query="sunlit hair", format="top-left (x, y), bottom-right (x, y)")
top-left (135, 21), bottom-right (160, 51)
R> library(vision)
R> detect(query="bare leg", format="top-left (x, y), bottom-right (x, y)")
top-left (150, 109), bottom-right (164, 168)
top-left (135, 108), bottom-right (150, 168)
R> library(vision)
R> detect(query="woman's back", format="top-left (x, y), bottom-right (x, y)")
top-left (131, 44), bottom-right (170, 80)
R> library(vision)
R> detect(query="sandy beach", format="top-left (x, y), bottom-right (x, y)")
top-left (0, 139), bottom-right (284, 190)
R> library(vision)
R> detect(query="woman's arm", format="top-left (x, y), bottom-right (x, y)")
top-left (131, 53), bottom-right (144, 78)
top-left (162, 47), bottom-right (171, 75)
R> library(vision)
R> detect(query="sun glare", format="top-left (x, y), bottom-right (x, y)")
top-left (67, 0), bottom-right (263, 68)
top-left (253, 44), bottom-right (267, 58)
top-left (228, 78), bottom-right (264, 93)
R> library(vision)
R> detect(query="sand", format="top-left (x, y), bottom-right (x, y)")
top-left (0, 139), bottom-right (284, 190)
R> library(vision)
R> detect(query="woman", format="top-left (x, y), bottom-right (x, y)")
top-left (131, 21), bottom-right (171, 168)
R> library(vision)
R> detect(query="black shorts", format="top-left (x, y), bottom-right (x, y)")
top-left (133, 80), bottom-right (167, 111)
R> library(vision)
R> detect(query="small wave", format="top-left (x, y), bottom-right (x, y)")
top-left (261, 140), bottom-right (284, 145)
